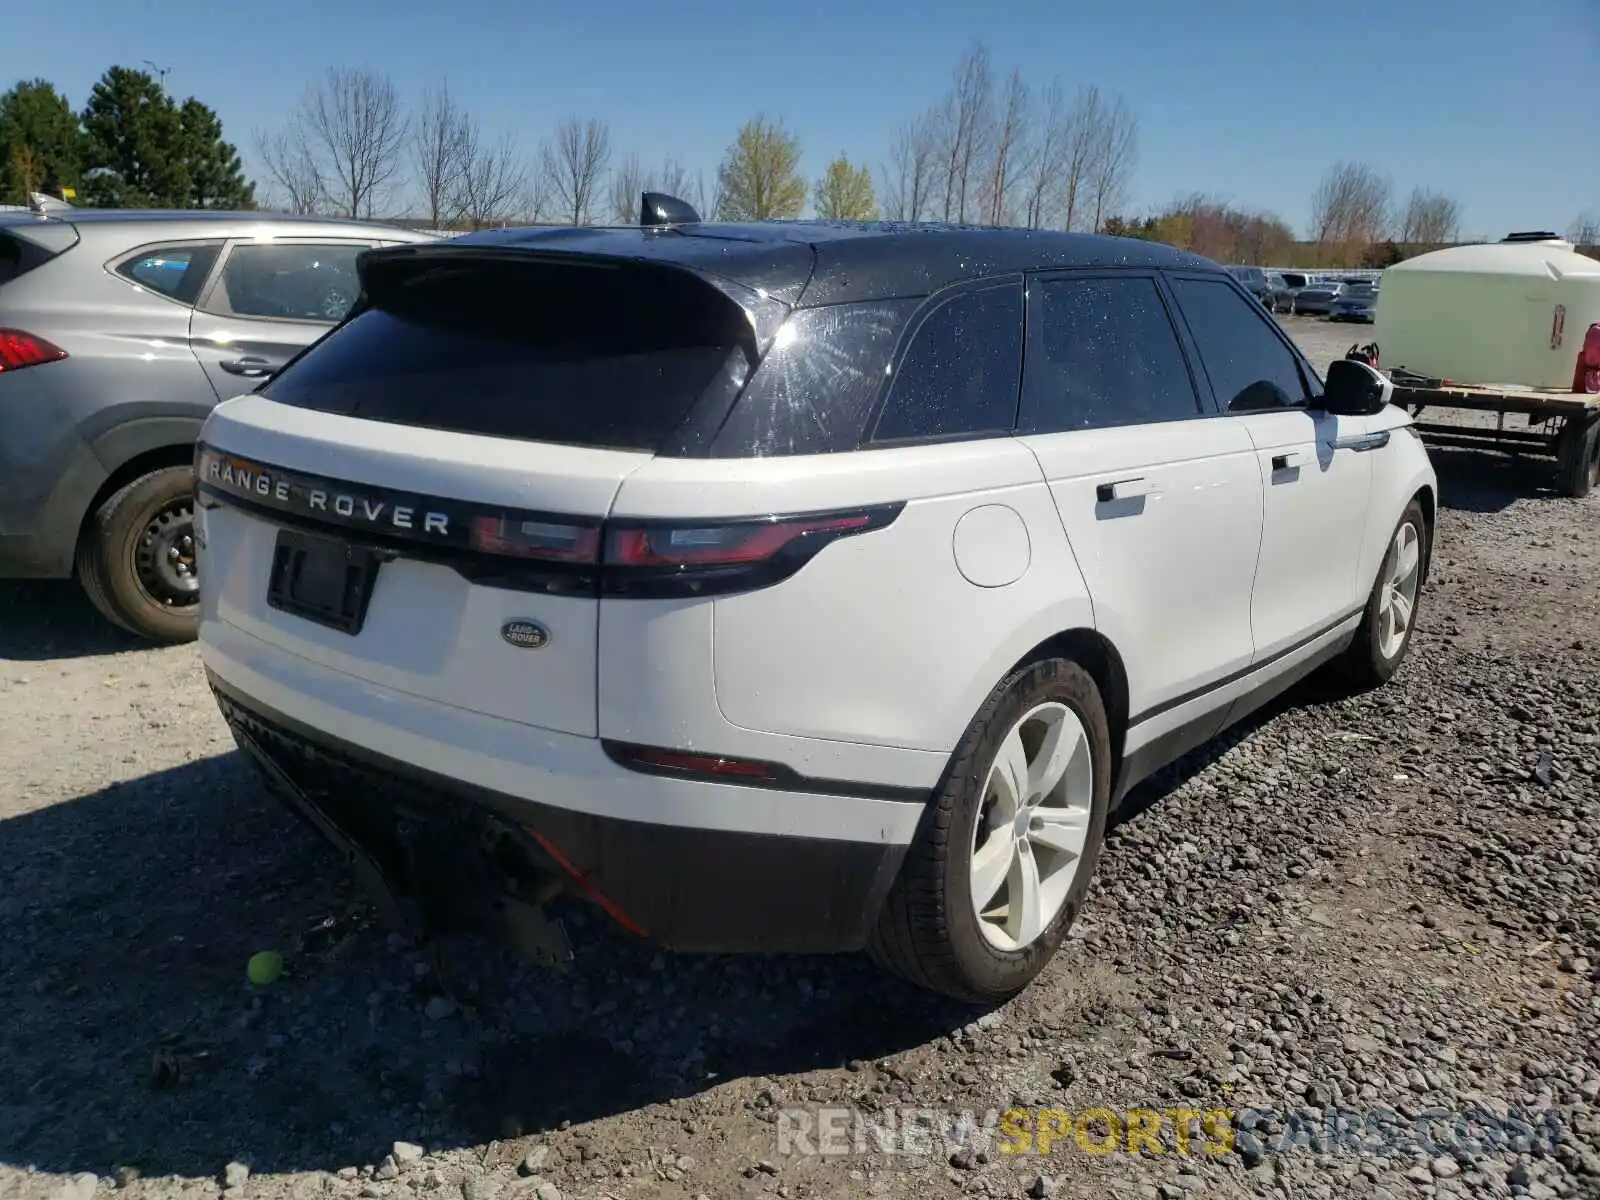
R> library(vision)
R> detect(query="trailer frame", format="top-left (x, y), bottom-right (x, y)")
top-left (1388, 381), bottom-right (1600, 498)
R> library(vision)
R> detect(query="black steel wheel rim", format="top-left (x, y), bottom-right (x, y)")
top-left (134, 496), bottom-right (200, 607)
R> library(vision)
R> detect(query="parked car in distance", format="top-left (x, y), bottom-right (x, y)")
top-left (195, 200), bottom-right (1438, 1004)
top-left (1292, 280), bottom-right (1345, 315)
top-left (1270, 270), bottom-right (1316, 312)
top-left (0, 207), bottom-right (434, 642)
top-left (1265, 271), bottom-right (1296, 312)
top-left (1227, 264), bottom-right (1273, 305)
top-left (1331, 281), bottom-right (1381, 323)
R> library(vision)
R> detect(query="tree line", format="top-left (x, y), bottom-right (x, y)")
top-left (1099, 165), bottom-right (1483, 269)
top-left (250, 42), bottom-right (1139, 231)
top-left (4, 58), bottom-right (1592, 270)
top-left (0, 70), bottom-right (253, 209)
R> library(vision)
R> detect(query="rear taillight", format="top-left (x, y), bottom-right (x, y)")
top-left (606, 513), bottom-right (873, 568)
top-left (469, 515), bottom-right (602, 563)
top-left (0, 329), bottom-right (67, 373)
top-left (461, 504), bottom-right (901, 598)
top-left (601, 506), bottom-right (901, 598)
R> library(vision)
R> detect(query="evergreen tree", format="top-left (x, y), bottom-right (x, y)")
top-left (178, 98), bottom-right (254, 209)
top-left (80, 66), bottom-right (256, 208)
top-left (82, 67), bottom-right (187, 206)
top-left (0, 80), bottom-right (86, 203)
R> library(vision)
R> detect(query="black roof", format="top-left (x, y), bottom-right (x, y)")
top-left (452, 220), bottom-right (1221, 307)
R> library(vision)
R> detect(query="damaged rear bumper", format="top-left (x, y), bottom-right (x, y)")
top-left (209, 674), bottom-right (918, 956)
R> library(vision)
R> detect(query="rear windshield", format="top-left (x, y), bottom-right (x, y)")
top-left (0, 231), bottom-right (61, 287)
top-left (263, 256), bottom-right (748, 452)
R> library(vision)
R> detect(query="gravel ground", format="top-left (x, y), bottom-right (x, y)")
top-left (2, 317), bottom-right (1597, 1200)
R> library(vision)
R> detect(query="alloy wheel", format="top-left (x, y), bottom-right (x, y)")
top-left (970, 701), bottom-right (1095, 951)
top-left (1377, 521), bottom-right (1422, 659)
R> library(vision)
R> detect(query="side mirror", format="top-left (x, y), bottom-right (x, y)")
top-left (1321, 358), bottom-right (1391, 416)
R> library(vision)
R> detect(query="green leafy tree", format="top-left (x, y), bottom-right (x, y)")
top-left (813, 155), bottom-right (877, 221)
top-left (178, 99), bottom-right (254, 209)
top-left (716, 116), bottom-right (804, 221)
top-left (82, 67), bottom-right (187, 206)
top-left (0, 80), bottom-right (86, 203)
top-left (81, 66), bottom-right (254, 208)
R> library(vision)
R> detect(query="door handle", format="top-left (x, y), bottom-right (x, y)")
top-left (1096, 476), bottom-right (1149, 503)
top-left (220, 356), bottom-right (273, 377)
top-left (1271, 451), bottom-right (1304, 471)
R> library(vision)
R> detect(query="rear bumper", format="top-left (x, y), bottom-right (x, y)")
top-left (201, 620), bottom-right (927, 954)
top-left (0, 373), bottom-right (107, 579)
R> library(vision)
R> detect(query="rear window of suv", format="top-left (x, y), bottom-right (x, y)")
top-left (0, 230), bottom-right (71, 287)
top-left (264, 257), bottom-right (751, 452)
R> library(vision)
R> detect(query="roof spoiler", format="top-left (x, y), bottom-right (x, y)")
top-left (27, 192), bottom-right (75, 218)
top-left (640, 191), bottom-right (700, 228)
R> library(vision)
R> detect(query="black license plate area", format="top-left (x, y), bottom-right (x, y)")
top-left (267, 528), bottom-right (385, 635)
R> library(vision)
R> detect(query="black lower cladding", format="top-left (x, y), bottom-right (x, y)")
top-left (209, 674), bottom-right (914, 955)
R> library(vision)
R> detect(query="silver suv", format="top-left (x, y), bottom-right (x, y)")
top-left (0, 206), bottom-right (432, 642)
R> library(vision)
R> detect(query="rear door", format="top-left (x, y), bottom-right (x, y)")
top-left (1017, 271), bottom-right (1264, 729)
top-left (1166, 273), bottom-right (1374, 660)
top-left (197, 249), bottom-right (763, 738)
top-left (190, 238), bottom-right (375, 399)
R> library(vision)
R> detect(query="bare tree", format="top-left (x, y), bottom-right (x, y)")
top-left (938, 42), bottom-right (994, 222)
top-left (541, 117), bottom-right (611, 225)
top-left (293, 67), bottom-right (408, 218)
top-left (981, 69), bottom-right (1029, 226)
top-left (255, 126), bottom-right (325, 214)
top-left (655, 156), bottom-right (693, 202)
top-left (609, 151), bottom-right (648, 223)
top-left (411, 83), bottom-right (469, 229)
top-left (1309, 161), bottom-right (1391, 264)
top-left (1087, 93), bottom-right (1138, 233)
top-left (1020, 82), bottom-right (1071, 229)
top-left (693, 168), bottom-right (723, 222)
top-left (454, 130), bottom-right (527, 230)
top-left (1057, 86), bottom-right (1109, 232)
top-left (519, 161), bottom-right (552, 225)
top-left (880, 110), bottom-right (940, 221)
top-left (1568, 210), bottom-right (1599, 247)
top-left (1395, 187), bottom-right (1461, 248)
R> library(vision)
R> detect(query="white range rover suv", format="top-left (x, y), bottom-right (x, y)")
top-left (194, 198), bottom-right (1437, 1003)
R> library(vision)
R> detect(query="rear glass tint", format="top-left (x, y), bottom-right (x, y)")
top-left (0, 235), bottom-right (24, 286)
top-left (872, 281), bottom-right (1022, 443)
top-left (263, 257), bottom-right (749, 451)
top-left (0, 230), bottom-right (71, 287)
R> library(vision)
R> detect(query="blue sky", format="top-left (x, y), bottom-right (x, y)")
top-left (6, 0), bottom-right (1598, 237)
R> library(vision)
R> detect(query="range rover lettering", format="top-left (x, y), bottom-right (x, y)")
top-left (195, 195), bottom-right (1437, 1003)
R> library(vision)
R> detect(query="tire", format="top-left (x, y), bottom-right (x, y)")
top-left (1339, 498), bottom-right (1428, 687)
top-left (869, 658), bottom-right (1112, 1005)
top-left (1555, 415), bottom-right (1600, 499)
top-left (76, 464), bottom-right (201, 644)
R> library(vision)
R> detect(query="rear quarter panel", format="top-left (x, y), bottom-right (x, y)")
top-left (605, 439), bottom-right (1098, 761)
